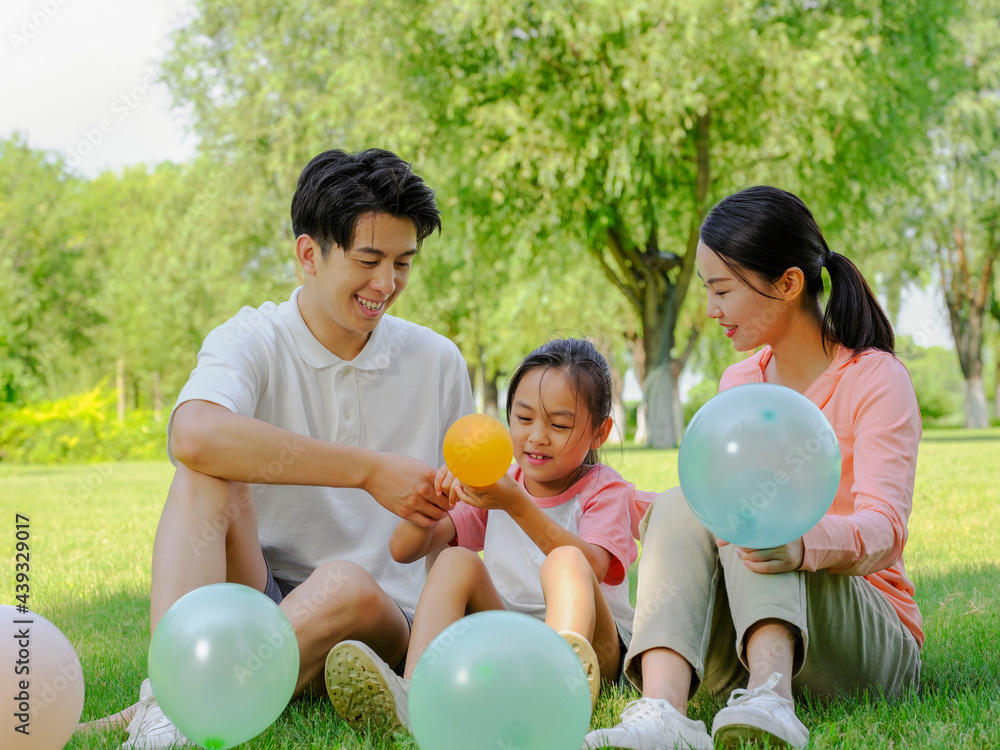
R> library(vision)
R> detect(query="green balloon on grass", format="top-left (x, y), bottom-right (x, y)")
top-left (409, 611), bottom-right (591, 750)
top-left (148, 583), bottom-right (299, 750)
top-left (678, 383), bottom-right (841, 548)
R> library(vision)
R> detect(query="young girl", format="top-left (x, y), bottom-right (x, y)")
top-left (585, 186), bottom-right (922, 750)
top-left (324, 338), bottom-right (654, 733)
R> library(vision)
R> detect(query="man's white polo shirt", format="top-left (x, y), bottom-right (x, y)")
top-left (169, 286), bottom-right (473, 614)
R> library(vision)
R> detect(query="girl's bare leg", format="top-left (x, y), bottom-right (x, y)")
top-left (540, 545), bottom-right (621, 682)
top-left (403, 547), bottom-right (504, 678)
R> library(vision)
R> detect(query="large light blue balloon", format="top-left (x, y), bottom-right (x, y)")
top-left (409, 611), bottom-right (592, 750)
top-left (148, 583), bottom-right (299, 750)
top-left (678, 383), bottom-right (841, 548)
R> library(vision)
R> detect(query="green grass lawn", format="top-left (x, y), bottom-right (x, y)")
top-left (2, 428), bottom-right (998, 748)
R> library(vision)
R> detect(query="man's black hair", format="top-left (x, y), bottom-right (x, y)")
top-left (290, 148), bottom-right (442, 256)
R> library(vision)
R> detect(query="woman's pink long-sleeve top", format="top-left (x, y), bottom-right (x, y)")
top-left (720, 345), bottom-right (924, 647)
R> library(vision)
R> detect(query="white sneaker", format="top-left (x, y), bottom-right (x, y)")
top-left (325, 640), bottom-right (410, 733)
top-left (120, 679), bottom-right (193, 749)
top-left (583, 697), bottom-right (713, 750)
top-left (560, 631), bottom-right (600, 709)
top-left (711, 672), bottom-right (809, 749)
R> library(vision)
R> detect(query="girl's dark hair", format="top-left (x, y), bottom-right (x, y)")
top-left (505, 339), bottom-right (613, 468)
top-left (290, 148), bottom-right (442, 257)
top-left (699, 185), bottom-right (894, 355)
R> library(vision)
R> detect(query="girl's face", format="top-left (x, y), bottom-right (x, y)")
top-left (508, 367), bottom-right (604, 497)
top-left (696, 241), bottom-right (789, 352)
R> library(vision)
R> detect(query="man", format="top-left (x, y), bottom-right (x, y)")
top-left (121, 148), bottom-right (473, 748)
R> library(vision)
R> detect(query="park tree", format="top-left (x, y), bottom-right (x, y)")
top-left (0, 136), bottom-right (100, 404)
top-left (161, 0), bottom-right (637, 406)
top-left (161, 1), bottom-right (958, 445)
top-left (387, 0), bottom-right (959, 446)
top-left (991, 295), bottom-right (1000, 419)
top-left (908, 0), bottom-right (1000, 428)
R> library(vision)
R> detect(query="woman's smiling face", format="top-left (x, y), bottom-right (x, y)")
top-left (696, 241), bottom-right (789, 352)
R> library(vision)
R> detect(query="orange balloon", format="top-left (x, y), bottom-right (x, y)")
top-left (443, 414), bottom-right (514, 487)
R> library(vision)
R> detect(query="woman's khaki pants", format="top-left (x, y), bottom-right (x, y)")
top-left (624, 488), bottom-right (921, 701)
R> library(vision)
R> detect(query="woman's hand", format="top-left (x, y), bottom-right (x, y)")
top-left (718, 537), bottom-right (804, 574)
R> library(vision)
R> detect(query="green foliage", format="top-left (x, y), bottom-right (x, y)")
top-left (0, 385), bottom-right (165, 463)
top-left (682, 378), bottom-right (720, 426)
top-left (897, 336), bottom-right (967, 424)
top-left (154, 0), bottom-right (963, 447)
top-left (2, 1), bottom-right (997, 443)
top-left (393, 0), bottom-right (960, 446)
top-left (0, 136), bottom-right (101, 404)
top-left (890, 0), bottom-right (1000, 426)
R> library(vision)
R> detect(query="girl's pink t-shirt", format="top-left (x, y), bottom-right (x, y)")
top-left (720, 345), bottom-right (924, 647)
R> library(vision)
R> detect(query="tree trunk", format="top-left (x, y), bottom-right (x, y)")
top-left (938, 226), bottom-right (997, 430)
top-left (884, 273), bottom-right (903, 328)
top-left (484, 371), bottom-right (500, 420)
top-left (152, 371), bottom-right (163, 422)
top-left (634, 401), bottom-right (647, 446)
top-left (645, 112), bottom-right (710, 448)
top-left (463, 363), bottom-right (477, 418)
top-left (116, 357), bottom-right (126, 422)
top-left (605, 355), bottom-right (626, 445)
top-left (630, 334), bottom-right (647, 446)
top-left (592, 112), bottom-right (711, 448)
top-left (644, 363), bottom-right (683, 448)
top-left (995, 360), bottom-right (1000, 421)
top-left (964, 373), bottom-right (990, 428)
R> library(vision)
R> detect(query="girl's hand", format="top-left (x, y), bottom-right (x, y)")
top-left (455, 473), bottom-right (524, 512)
top-left (717, 537), bottom-right (804, 574)
top-left (432, 465), bottom-right (460, 510)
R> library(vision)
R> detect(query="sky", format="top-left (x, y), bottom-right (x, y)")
top-left (1, 0), bottom-right (197, 177)
top-left (0, 0), bottom-right (954, 350)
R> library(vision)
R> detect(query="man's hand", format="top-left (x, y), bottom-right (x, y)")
top-left (718, 536), bottom-right (804, 574)
top-left (363, 454), bottom-right (452, 527)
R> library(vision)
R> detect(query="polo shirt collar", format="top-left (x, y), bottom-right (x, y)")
top-left (280, 286), bottom-right (391, 371)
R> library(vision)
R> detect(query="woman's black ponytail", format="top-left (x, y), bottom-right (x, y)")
top-left (823, 251), bottom-right (894, 354)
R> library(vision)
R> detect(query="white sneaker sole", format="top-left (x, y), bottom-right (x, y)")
top-left (714, 723), bottom-right (796, 748)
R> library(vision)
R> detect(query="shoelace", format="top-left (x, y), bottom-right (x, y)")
top-left (620, 697), bottom-right (670, 726)
top-left (726, 672), bottom-right (788, 710)
top-left (126, 695), bottom-right (179, 740)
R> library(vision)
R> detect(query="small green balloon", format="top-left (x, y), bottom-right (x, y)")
top-left (409, 611), bottom-right (591, 750)
top-left (148, 583), bottom-right (299, 750)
